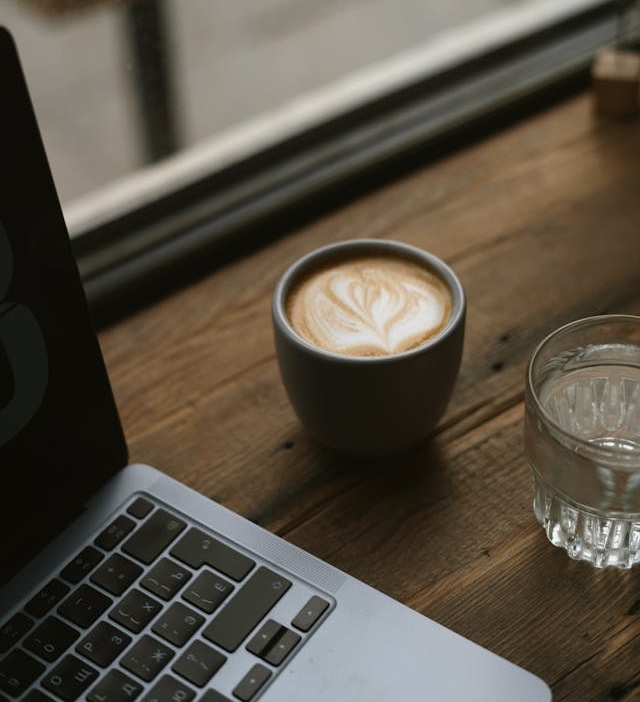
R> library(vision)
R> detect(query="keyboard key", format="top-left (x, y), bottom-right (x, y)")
top-left (41, 654), bottom-right (98, 701)
top-left (121, 635), bottom-right (174, 682)
top-left (127, 498), bottom-right (154, 519)
top-left (91, 553), bottom-right (143, 595)
top-left (0, 612), bottom-right (34, 654)
top-left (122, 510), bottom-right (186, 565)
top-left (170, 529), bottom-right (254, 581)
top-left (232, 664), bottom-right (271, 701)
top-left (181, 570), bottom-right (232, 614)
top-left (0, 494), bottom-right (327, 702)
top-left (0, 649), bottom-right (45, 697)
top-left (141, 674), bottom-right (196, 702)
top-left (291, 595), bottom-right (330, 632)
top-left (246, 620), bottom-right (300, 666)
top-left (23, 616), bottom-right (80, 662)
top-left (140, 558), bottom-right (192, 601)
top-left (202, 567), bottom-right (291, 652)
top-left (171, 640), bottom-right (225, 688)
top-left (76, 621), bottom-right (132, 667)
top-left (109, 589), bottom-right (162, 633)
top-left (94, 515), bottom-right (136, 551)
top-left (58, 584), bottom-right (112, 629)
top-left (23, 689), bottom-right (54, 702)
top-left (263, 628), bottom-right (300, 666)
top-left (245, 619), bottom-right (282, 657)
top-left (86, 669), bottom-right (143, 702)
top-left (152, 602), bottom-right (204, 647)
top-left (25, 580), bottom-right (70, 618)
top-left (60, 547), bottom-right (104, 585)
top-left (198, 691), bottom-right (232, 702)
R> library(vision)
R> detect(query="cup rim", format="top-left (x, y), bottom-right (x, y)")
top-left (526, 313), bottom-right (640, 465)
top-left (272, 238), bottom-right (466, 364)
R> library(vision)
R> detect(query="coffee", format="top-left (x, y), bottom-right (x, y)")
top-left (285, 252), bottom-right (453, 357)
top-left (273, 239), bottom-right (466, 455)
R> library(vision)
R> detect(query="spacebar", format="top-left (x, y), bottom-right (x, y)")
top-left (203, 567), bottom-right (291, 652)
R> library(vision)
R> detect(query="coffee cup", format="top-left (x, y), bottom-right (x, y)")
top-left (271, 238), bottom-right (466, 457)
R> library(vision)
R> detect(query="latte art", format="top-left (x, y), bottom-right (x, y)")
top-left (286, 254), bottom-right (453, 356)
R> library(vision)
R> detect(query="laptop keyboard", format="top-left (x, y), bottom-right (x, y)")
top-left (0, 496), bottom-right (332, 702)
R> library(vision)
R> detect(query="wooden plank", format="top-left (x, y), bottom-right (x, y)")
top-left (99, 89), bottom-right (640, 701)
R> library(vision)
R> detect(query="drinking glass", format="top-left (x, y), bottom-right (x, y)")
top-left (524, 315), bottom-right (640, 568)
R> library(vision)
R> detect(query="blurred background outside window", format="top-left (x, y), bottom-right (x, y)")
top-left (3, 0), bottom-right (638, 320)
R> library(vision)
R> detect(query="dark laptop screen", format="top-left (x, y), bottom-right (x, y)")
top-left (0, 26), bottom-right (128, 589)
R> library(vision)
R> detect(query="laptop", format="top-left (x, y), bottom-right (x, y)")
top-left (0, 25), bottom-right (552, 702)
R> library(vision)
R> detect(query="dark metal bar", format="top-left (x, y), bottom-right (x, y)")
top-left (123, 0), bottom-right (180, 162)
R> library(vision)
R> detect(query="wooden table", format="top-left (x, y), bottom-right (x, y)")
top-left (97, 88), bottom-right (640, 701)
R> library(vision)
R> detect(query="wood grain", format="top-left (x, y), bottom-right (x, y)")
top-left (99, 89), bottom-right (640, 701)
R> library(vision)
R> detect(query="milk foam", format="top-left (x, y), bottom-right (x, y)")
top-left (286, 254), bottom-right (452, 356)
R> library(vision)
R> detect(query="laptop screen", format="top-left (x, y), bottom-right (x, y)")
top-left (0, 26), bottom-right (128, 589)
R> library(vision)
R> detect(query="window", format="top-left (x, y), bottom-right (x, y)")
top-left (5, 0), bottom-right (639, 323)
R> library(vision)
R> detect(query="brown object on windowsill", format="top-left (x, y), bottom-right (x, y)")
top-left (592, 47), bottom-right (640, 118)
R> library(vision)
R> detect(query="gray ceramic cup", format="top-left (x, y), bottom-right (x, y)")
top-left (272, 238), bottom-right (466, 457)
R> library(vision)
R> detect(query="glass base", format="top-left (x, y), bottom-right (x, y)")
top-left (534, 476), bottom-right (640, 569)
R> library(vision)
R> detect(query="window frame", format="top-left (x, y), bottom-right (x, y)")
top-left (66, 0), bottom-right (639, 326)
